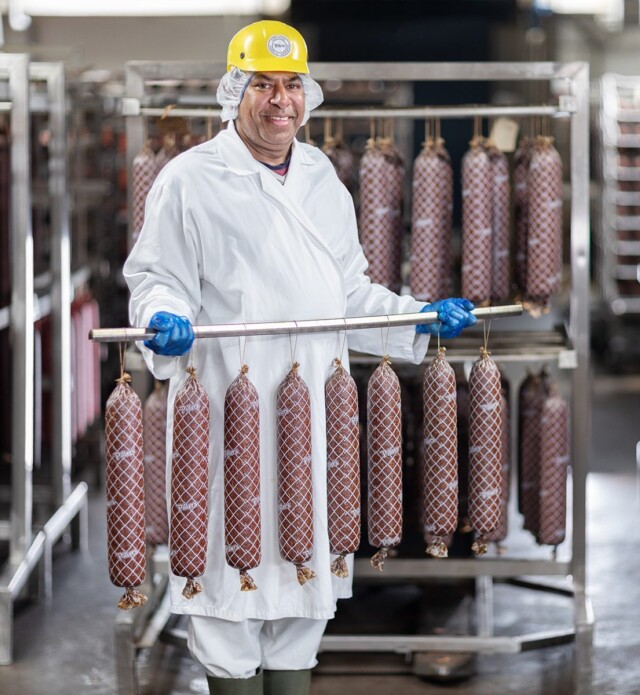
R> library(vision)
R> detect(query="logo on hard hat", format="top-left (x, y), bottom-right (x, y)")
top-left (267, 34), bottom-right (292, 58)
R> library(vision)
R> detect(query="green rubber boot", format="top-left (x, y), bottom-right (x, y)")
top-left (207, 669), bottom-right (263, 694)
top-left (263, 669), bottom-right (311, 695)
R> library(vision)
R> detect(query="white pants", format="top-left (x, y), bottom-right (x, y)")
top-left (188, 616), bottom-right (329, 679)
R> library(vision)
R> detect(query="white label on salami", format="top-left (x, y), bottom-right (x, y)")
top-left (177, 402), bottom-right (201, 416)
top-left (176, 500), bottom-right (198, 513)
top-left (115, 549), bottom-right (139, 560)
top-left (478, 488), bottom-right (499, 500)
top-left (113, 449), bottom-right (136, 462)
top-left (380, 446), bottom-right (400, 458)
top-left (479, 401), bottom-right (499, 413)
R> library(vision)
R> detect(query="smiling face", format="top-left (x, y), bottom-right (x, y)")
top-left (234, 71), bottom-right (305, 165)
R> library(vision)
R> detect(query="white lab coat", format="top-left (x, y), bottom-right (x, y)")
top-left (123, 121), bottom-right (429, 621)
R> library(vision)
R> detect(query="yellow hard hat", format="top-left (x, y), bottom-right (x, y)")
top-left (227, 20), bottom-right (309, 74)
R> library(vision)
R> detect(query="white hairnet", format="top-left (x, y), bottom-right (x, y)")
top-left (216, 67), bottom-right (323, 126)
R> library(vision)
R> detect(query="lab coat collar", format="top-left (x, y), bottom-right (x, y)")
top-left (216, 120), bottom-right (313, 181)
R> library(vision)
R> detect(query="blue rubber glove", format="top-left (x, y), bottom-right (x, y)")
top-left (144, 311), bottom-right (194, 356)
top-left (416, 298), bottom-right (477, 339)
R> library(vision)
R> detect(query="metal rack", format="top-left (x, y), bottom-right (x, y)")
top-left (0, 61), bottom-right (89, 666)
top-left (599, 73), bottom-right (640, 315)
top-left (117, 60), bottom-right (592, 694)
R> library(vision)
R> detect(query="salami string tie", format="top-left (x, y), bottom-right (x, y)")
top-left (288, 321), bottom-right (300, 370)
top-left (237, 324), bottom-right (248, 374)
top-left (116, 342), bottom-right (131, 384)
top-left (482, 318), bottom-right (493, 353)
top-left (334, 318), bottom-right (348, 370)
top-left (380, 315), bottom-right (391, 361)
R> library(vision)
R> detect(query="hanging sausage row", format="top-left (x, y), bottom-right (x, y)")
top-left (305, 119), bottom-right (565, 316)
top-left (101, 311), bottom-right (570, 610)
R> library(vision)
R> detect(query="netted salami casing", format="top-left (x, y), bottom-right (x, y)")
top-left (143, 380), bottom-right (169, 546)
top-left (468, 349), bottom-right (502, 554)
top-left (323, 136), bottom-right (355, 192)
top-left (485, 391), bottom-right (510, 548)
top-left (456, 381), bottom-right (471, 532)
top-left (513, 138), bottom-right (531, 294)
top-left (358, 139), bottom-right (403, 292)
top-left (487, 143), bottom-right (511, 302)
top-left (526, 136), bottom-right (563, 315)
top-left (131, 143), bottom-right (157, 243)
top-left (410, 138), bottom-right (453, 302)
top-left (461, 139), bottom-right (493, 305)
top-left (224, 366), bottom-right (261, 591)
top-left (105, 374), bottom-right (147, 609)
top-left (422, 348), bottom-right (458, 558)
top-left (367, 356), bottom-right (403, 570)
top-left (277, 363), bottom-right (316, 585)
top-left (518, 371), bottom-right (548, 534)
top-left (538, 389), bottom-right (570, 550)
top-left (326, 359), bottom-right (361, 577)
top-left (170, 367), bottom-right (210, 599)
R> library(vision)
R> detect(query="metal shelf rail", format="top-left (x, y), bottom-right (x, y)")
top-left (599, 73), bottom-right (640, 315)
top-left (0, 61), bottom-right (89, 666)
top-left (117, 60), bottom-right (592, 694)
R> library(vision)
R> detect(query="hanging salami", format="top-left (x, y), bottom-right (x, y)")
top-left (526, 136), bottom-right (564, 315)
top-left (385, 138), bottom-right (405, 295)
top-left (323, 135), bottom-right (355, 192)
top-left (518, 371), bottom-right (548, 535)
top-left (485, 391), bottom-right (510, 550)
top-left (456, 380), bottom-right (472, 533)
top-left (538, 388), bottom-right (570, 551)
top-left (358, 139), bottom-right (402, 292)
top-left (513, 137), bottom-right (531, 295)
top-left (104, 372), bottom-right (147, 609)
top-left (410, 138), bottom-right (453, 302)
top-left (422, 348), bottom-right (458, 558)
top-left (487, 142), bottom-right (511, 302)
top-left (224, 365), bottom-right (261, 591)
top-left (468, 348), bottom-right (502, 555)
top-left (170, 367), bottom-right (210, 599)
top-left (325, 358), bottom-right (361, 577)
top-left (461, 138), bottom-right (493, 306)
top-left (277, 363), bottom-right (316, 585)
top-left (143, 380), bottom-right (169, 547)
top-left (367, 356), bottom-right (403, 570)
top-left (131, 141), bottom-right (158, 244)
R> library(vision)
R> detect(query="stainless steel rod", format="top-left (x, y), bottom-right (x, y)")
top-left (135, 104), bottom-right (564, 120)
top-left (89, 304), bottom-right (523, 343)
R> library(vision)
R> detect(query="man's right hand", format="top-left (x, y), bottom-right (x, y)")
top-left (144, 312), bottom-right (194, 356)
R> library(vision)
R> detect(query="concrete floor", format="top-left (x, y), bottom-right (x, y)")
top-left (0, 371), bottom-right (639, 695)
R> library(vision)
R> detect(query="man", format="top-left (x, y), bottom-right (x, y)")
top-left (123, 20), bottom-right (476, 695)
